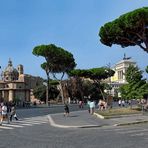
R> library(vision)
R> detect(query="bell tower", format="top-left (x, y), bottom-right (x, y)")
top-left (18, 64), bottom-right (24, 75)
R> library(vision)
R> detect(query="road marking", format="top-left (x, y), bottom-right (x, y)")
top-left (14, 120), bottom-right (47, 124)
top-left (130, 133), bottom-right (145, 137)
top-left (117, 129), bottom-right (148, 134)
top-left (0, 115), bottom-right (49, 131)
top-left (0, 126), bottom-right (13, 129)
top-left (2, 124), bottom-right (24, 128)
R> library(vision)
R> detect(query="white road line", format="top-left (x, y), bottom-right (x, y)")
top-left (19, 123), bottom-right (33, 126)
top-left (0, 126), bottom-right (13, 129)
top-left (2, 124), bottom-right (24, 128)
top-left (23, 116), bottom-right (47, 120)
top-left (118, 129), bottom-right (148, 134)
top-left (14, 121), bottom-right (47, 124)
top-left (24, 122), bottom-right (47, 125)
top-left (113, 128), bottom-right (128, 131)
top-left (103, 128), bottom-right (125, 132)
top-left (130, 133), bottom-right (146, 137)
top-left (0, 116), bottom-right (49, 131)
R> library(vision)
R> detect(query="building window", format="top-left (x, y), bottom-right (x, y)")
top-left (118, 70), bottom-right (123, 80)
top-left (5, 84), bottom-right (9, 88)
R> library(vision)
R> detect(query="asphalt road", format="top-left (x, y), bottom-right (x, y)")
top-left (0, 104), bottom-right (148, 148)
top-left (16, 104), bottom-right (88, 118)
top-left (0, 117), bottom-right (148, 148)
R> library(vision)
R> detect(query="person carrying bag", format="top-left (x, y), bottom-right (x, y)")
top-left (10, 105), bottom-right (18, 121)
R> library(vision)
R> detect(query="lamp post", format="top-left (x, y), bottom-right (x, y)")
top-left (43, 82), bottom-right (49, 106)
top-left (106, 63), bottom-right (112, 96)
top-left (105, 63), bottom-right (113, 108)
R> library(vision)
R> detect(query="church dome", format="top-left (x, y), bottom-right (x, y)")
top-left (2, 59), bottom-right (19, 81)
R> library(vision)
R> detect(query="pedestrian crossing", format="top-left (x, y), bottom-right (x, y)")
top-left (101, 125), bottom-right (148, 140)
top-left (0, 116), bottom-right (49, 131)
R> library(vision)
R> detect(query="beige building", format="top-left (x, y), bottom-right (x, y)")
top-left (111, 54), bottom-right (136, 83)
top-left (106, 54), bottom-right (137, 97)
top-left (0, 59), bottom-right (43, 103)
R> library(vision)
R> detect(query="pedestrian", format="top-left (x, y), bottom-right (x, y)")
top-left (118, 99), bottom-right (121, 107)
top-left (87, 100), bottom-right (91, 113)
top-left (89, 100), bottom-right (95, 114)
top-left (0, 102), bottom-right (10, 125)
top-left (79, 100), bottom-right (83, 109)
top-left (121, 100), bottom-right (125, 107)
top-left (10, 105), bottom-right (18, 121)
top-left (64, 104), bottom-right (69, 117)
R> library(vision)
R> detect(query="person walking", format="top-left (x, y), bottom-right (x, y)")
top-left (87, 100), bottom-right (91, 113)
top-left (118, 99), bottom-right (122, 107)
top-left (0, 103), bottom-right (10, 125)
top-left (79, 100), bottom-right (83, 109)
top-left (10, 105), bottom-right (18, 121)
top-left (64, 104), bottom-right (69, 117)
top-left (89, 100), bottom-right (95, 115)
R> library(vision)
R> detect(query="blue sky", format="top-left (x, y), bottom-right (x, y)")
top-left (0, 0), bottom-right (148, 79)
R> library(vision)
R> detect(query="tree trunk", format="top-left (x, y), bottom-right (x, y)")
top-left (100, 88), bottom-right (105, 100)
top-left (59, 81), bottom-right (65, 104)
top-left (46, 73), bottom-right (50, 106)
top-left (95, 80), bottom-right (105, 100)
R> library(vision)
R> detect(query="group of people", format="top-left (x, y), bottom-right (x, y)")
top-left (0, 102), bottom-right (18, 126)
top-left (98, 99), bottom-right (107, 111)
top-left (118, 99), bottom-right (126, 107)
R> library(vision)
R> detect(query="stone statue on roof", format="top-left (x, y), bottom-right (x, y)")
top-left (123, 53), bottom-right (131, 60)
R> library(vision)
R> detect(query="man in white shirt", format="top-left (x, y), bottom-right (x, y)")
top-left (0, 103), bottom-right (10, 125)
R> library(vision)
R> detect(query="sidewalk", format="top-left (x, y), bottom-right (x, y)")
top-left (47, 110), bottom-right (148, 128)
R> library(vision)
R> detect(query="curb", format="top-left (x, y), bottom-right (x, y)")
top-left (47, 115), bottom-right (79, 128)
top-left (114, 120), bottom-right (148, 126)
top-left (47, 115), bottom-right (103, 129)
top-left (94, 112), bottom-right (148, 126)
top-left (94, 113), bottom-right (105, 119)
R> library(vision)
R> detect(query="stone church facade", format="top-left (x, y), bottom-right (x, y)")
top-left (0, 59), bottom-right (43, 103)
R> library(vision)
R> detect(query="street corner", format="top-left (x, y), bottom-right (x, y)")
top-left (94, 112), bottom-right (105, 119)
top-left (47, 115), bottom-right (80, 129)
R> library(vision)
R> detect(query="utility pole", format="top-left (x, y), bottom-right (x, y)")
top-left (106, 63), bottom-right (113, 108)
top-left (106, 63), bottom-right (111, 96)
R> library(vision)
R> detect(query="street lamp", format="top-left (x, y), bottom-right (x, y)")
top-left (105, 63), bottom-right (112, 96)
top-left (43, 82), bottom-right (49, 106)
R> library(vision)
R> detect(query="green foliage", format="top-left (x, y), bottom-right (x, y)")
top-left (119, 84), bottom-right (127, 99)
top-left (81, 80), bottom-right (93, 97)
top-left (125, 65), bottom-right (143, 84)
top-left (33, 44), bottom-right (76, 74)
top-left (33, 85), bottom-right (46, 101)
top-left (68, 67), bottom-right (115, 80)
top-left (33, 84), bottom-right (60, 102)
top-left (68, 67), bottom-right (115, 100)
top-left (49, 80), bottom-right (59, 85)
top-left (119, 65), bottom-right (148, 99)
top-left (32, 44), bottom-right (76, 104)
top-left (99, 7), bottom-right (148, 52)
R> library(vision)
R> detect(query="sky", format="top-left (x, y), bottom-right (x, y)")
top-left (0, 0), bottom-right (148, 79)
